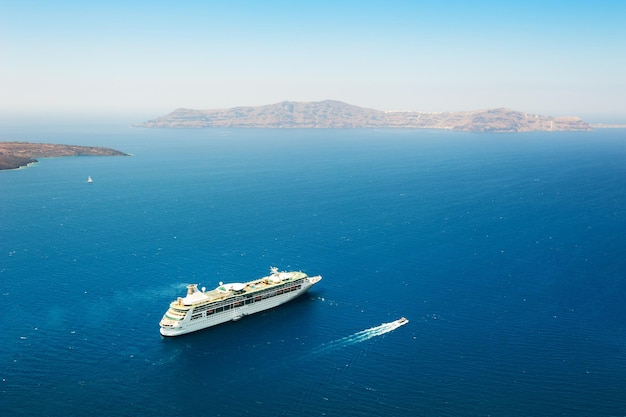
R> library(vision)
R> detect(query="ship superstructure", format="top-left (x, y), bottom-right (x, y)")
top-left (159, 267), bottom-right (322, 336)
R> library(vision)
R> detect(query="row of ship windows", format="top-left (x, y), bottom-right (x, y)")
top-left (192, 282), bottom-right (304, 314)
top-left (189, 284), bottom-right (302, 320)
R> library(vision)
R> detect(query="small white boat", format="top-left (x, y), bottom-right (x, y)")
top-left (87, 176), bottom-right (93, 183)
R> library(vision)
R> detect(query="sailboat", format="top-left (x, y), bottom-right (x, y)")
top-left (87, 176), bottom-right (93, 183)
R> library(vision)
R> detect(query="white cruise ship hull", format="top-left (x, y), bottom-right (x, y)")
top-left (160, 272), bottom-right (321, 337)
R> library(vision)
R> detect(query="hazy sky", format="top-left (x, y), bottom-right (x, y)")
top-left (1, 0), bottom-right (625, 120)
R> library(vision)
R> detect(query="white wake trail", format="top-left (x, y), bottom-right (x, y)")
top-left (312, 317), bottom-right (408, 354)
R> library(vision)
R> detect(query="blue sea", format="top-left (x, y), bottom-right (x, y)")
top-left (1, 125), bottom-right (626, 416)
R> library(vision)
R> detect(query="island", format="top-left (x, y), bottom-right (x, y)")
top-left (136, 100), bottom-right (592, 132)
top-left (0, 142), bottom-right (129, 171)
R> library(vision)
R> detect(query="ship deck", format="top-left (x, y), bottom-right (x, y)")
top-left (171, 271), bottom-right (308, 308)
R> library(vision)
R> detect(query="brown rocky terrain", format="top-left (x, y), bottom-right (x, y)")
top-left (0, 142), bottom-right (129, 170)
top-left (137, 100), bottom-right (592, 132)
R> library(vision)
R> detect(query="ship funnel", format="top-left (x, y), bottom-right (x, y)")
top-left (187, 284), bottom-right (198, 295)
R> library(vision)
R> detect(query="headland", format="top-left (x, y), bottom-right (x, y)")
top-left (0, 142), bottom-right (129, 171)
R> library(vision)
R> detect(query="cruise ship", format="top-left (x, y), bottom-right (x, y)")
top-left (159, 267), bottom-right (322, 336)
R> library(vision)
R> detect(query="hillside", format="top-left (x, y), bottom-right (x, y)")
top-left (137, 100), bottom-right (592, 132)
top-left (0, 142), bottom-right (129, 170)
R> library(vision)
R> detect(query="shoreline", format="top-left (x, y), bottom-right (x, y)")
top-left (0, 141), bottom-right (129, 171)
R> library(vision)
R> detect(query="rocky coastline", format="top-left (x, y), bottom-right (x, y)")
top-left (0, 142), bottom-right (129, 171)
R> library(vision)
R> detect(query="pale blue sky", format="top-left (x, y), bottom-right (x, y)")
top-left (1, 0), bottom-right (625, 120)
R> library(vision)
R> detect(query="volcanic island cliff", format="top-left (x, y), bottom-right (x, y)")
top-left (0, 142), bottom-right (129, 171)
top-left (137, 100), bottom-right (592, 132)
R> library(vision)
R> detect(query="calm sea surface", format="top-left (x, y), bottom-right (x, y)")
top-left (1, 126), bottom-right (625, 416)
